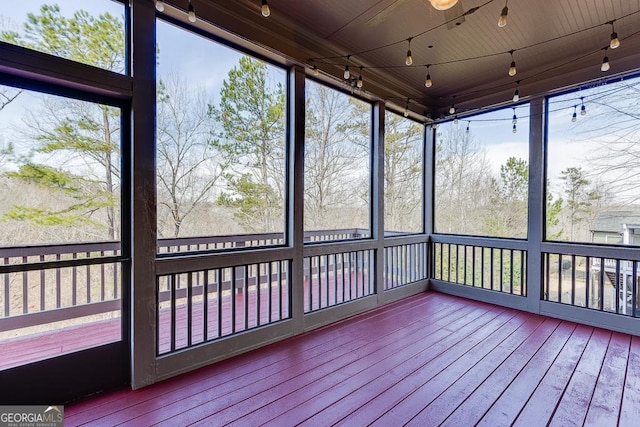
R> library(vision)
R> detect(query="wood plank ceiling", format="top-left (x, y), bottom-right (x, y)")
top-left (194, 0), bottom-right (640, 119)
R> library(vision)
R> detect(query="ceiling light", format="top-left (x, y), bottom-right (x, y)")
top-left (609, 21), bottom-right (620, 49)
top-left (155, 1), bottom-right (165, 12)
top-left (601, 50), bottom-right (610, 72)
top-left (405, 38), bottom-right (413, 66)
top-left (187, 1), bottom-right (196, 23)
top-left (261, 0), bottom-right (271, 17)
top-left (429, 0), bottom-right (459, 11)
top-left (424, 65), bottom-right (433, 88)
top-left (498, 1), bottom-right (509, 27)
top-left (508, 51), bottom-right (517, 76)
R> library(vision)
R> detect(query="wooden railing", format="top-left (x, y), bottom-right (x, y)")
top-left (0, 229), bottom-right (369, 332)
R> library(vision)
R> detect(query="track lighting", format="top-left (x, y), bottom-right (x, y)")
top-left (498, 0), bottom-right (508, 27)
top-left (609, 21), bottom-right (620, 49)
top-left (601, 49), bottom-right (610, 72)
top-left (261, 0), bottom-right (271, 17)
top-left (187, 1), bottom-right (196, 22)
top-left (405, 38), bottom-right (413, 66)
top-left (508, 51), bottom-right (517, 77)
top-left (155, 0), bottom-right (165, 12)
top-left (429, 0), bottom-right (459, 11)
top-left (425, 66), bottom-right (433, 88)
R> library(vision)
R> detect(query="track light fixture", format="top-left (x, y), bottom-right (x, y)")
top-left (498, 0), bottom-right (509, 27)
top-left (187, 0), bottom-right (196, 22)
top-left (405, 38), bottom-right (413, 66)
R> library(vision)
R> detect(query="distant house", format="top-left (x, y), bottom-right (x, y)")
top-left (590, 210), bottom-right (640, 245)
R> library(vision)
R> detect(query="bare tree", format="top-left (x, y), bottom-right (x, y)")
top-left (435, 123), bottom-right (493, 235)
top-left (384, 111), bottom-right (423, 233)
top-left (304, 83), bottom-right (364, 229)
top-left (156, 74), bottom-right (225, 237)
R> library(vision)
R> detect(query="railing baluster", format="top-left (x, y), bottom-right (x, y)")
top-left (86, 252), bottom-right (91, 304)
top-left (187, 272), bottom-right (193, 347)
top-left (3, 257), bottom-right (9, 316)
top-left (585, 256), bottom-right (590, 308)
top-left (170, 274), bottom-right (176, 352)
top-left (40, 255), bottom-right (45, 311)
top-left (633, 260), bottom-right (637, 318)
top-left (615, 259), bottom-right (621, 314)
top-left (217, 269), bottom-right (222, 338)
top-left (599, 257), bottom-right (605, 311)
top-left (22, 256), bottom-right (28, 314)
top-left (231, 267), bottom-right (236, 334)
top-left (570, 254), bottom-right (576, 306)
top-left (244, 265), bottom-right (249, 331)
top-left (203, 270), bottom-right (209, 341)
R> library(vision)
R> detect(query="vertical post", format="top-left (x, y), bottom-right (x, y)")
top-left (130, 0), bottom-right (157, 389)
top-left (527, 96), bottom-right (545, 313)
top-left (424, 125), bottom-right (435, 280)
top-left (372, 101), bottom-right (385, 304)
top-left (289, 65), bottom-right (305, 333)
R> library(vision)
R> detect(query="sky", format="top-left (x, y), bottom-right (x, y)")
top-left (1, 0), bottom-right (638, 204)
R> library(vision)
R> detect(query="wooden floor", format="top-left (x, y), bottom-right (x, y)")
top-left (61, 291), bottom-right (640, 426)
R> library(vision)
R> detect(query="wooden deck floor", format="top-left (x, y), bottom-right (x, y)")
top-left (63, 291), bottom-right (640, 426)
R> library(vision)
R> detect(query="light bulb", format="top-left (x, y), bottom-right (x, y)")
top-left (357, 75), bottom-right (363, 88)
top-left (601, 56), bottom-right (610, 72)
top-left (498, 6), bottom-right (508, 28)
top-left (512, 114), bottom-right (517, 125)
top-left (610, 32), bottom-right (620, 49)
top-left (513, 89), bottom-right (520, 103)
top-left (449, 105), bottom-right (456, 115)
top-left (572, 112), bottom-right (577, 122)
top-left (312, 65), bottom-right (319, 76)
top-left (404, 108), bottom-right (409, 118)
top-left (509, 61), bottom-right (517, 77)
top-left (466, 123), bottom-right (470, 134)
top-left (261, 0), bottom-right (270, 17)
top-left (512, 124), bottom-right (517, 133)
top-left (343, 65), bottom-right (350, 80)
top-left (425, 74), bottom-right (433, 88)
top-left (405, 50), bottom-right (413, 66)
top-left (429, 0), bottom-right (459, 11)
top-left (155, 0), bottom-right (165, 12)
top-left (187, 2), bottom-right (196, 22)
top-left (580, 104), bottom-right (586, 116)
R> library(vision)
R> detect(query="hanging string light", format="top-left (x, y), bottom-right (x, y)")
top-left (357, 67), bottom-right (364, 88)
top-left (571, 105), bottom-right (578, 122)
top-left (187, 0), bottom-right (196, 22)
top-left (466, 121), bottom-right (471, 134)
top-left (580, 96), bottom-right (587, 116)
top-left (405, 38), bottom-right (413, 66)
top-left (513, 81), bottom-right (521, 102)
top-left (404, 99), bottom-right (410, 117)
top-left (261, 0), bottom-right (271, 17)
top-left (601, 48), bottom-right (610, 72)
top-left (344, 56), bottom-right (351, 79)
top-left (155, 0), bottom-right (165, 12)
top-left (512, 107), bottom-right (518, 125)
top-left (498, 0), bottom-right (509, 28)
top-left (449, 103), bottom-right (456, 115)
top-left (609, 21), bottom-right (620, 49)
top-left (508, 50), bottom-right (517, 77)
top-left (424, 65), bottom-right (433, 88)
